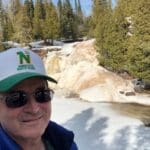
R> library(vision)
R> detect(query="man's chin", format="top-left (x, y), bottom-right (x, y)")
top-left (20, 129), bottom-right (45, 140)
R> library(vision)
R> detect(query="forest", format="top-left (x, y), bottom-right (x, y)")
top-left (0, 0), bottom-right (149, 81)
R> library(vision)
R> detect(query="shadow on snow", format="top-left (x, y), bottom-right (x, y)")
top-left (62, 108), bottom-right (150, 150)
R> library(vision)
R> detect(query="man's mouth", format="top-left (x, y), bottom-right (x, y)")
top-left (22, 116), bottom-right (42, 123)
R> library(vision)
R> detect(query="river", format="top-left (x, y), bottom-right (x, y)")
top-left (52, 96), bottom-right (150, 150)
top-left (111, 102), bottom-right (150, 126)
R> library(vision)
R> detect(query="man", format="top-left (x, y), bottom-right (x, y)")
top-left (0, 48), bottom-right (78, 150)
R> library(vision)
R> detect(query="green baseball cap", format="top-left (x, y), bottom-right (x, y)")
top-left (0, 48), bottom-right (57, 92)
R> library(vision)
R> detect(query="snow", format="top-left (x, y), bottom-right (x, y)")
top-left (60, 42), bottom-right (77, 55)
top-left (51, 94), bottom-right (150, 150)
top-left (118, 93), bottom-right (150, 105)
top-left (29, 40), bottom-right (63, 47)
top-left (2, 41), bottom-right (21, 47)
top-left (79, 84), bottom-right (113, 102)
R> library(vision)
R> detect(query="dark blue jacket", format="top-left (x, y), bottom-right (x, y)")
top-left (0, 121), bottom-right (78, 150)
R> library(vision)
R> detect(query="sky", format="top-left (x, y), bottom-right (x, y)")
top-left (53, 0), bottom-right (93, 16)
top-left (3, 0), bottom-right (116, 16)
top-left (52, 0), bottom-right (116, 16)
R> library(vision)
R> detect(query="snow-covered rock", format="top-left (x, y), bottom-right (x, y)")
top-left (44, 39), bottom-right (150, 105)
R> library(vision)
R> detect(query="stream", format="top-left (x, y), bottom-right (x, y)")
top-left (111, 102), bottom-right (150, 126)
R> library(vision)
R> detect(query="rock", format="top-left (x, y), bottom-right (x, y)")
top-left (142, 119), bottom-right (150, 127)
top-left (125, 91), bottom-right (136, 96)
top-left (44, 39), bottom-right (150, 104)
top-left (45, 53), bottom-right (62, 74)
top-left (57, 61), bottom-right (108, 92)
top-left (143, 81), bottom-right (150, 90)
top-left (132, 78), bottom-right (144, 92)
top-left (119, 91), bottom-right (125, 94)
top-left (68, 39), bottom-right (98, 65)
top-left (65, 91), bottom-right (79, 98)
top-left (132, 78), bottom-right (150, 92)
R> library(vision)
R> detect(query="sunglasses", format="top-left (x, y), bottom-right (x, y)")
top-left (3, 88), bottom-right (54, 108)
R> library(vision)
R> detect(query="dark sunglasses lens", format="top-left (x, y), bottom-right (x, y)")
top-left (35, 90), bottom-right (52, 103)
top-left (6, 92), bottom-right (27, 108)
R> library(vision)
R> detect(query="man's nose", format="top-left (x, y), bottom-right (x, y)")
top-left (23, 95), bottom-right (40, 113)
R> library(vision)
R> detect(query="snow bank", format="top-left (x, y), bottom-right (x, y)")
top-left (51, 95), bottom-right (149, 150)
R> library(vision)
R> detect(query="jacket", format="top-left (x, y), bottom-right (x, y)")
top-left (0, 121), bottom-right (78, 150)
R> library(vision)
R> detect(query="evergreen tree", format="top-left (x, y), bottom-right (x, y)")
top-left (33, 0), bottom-right (45, 40)
top-left (57, 0), bottom-right (63, 38)
top-left (101, 0), bottom-right (130, 71)
top-left (61, 0), bottom-right (77, 40)
top-left (0, 42), bottom-right (4, 51)
top-left (127, 0), bottom-right (150, 80)
top-left (74, 0), bottom-right (84, 38)
top-left (12, 3), bottom-right (33, 44)
top-left (2, 12), bottom-right (14, 41)
top-left (94, 0), bottom-right (133, 72)
top-left (75, 0), bottom-right (83, 23)
top-left (93, 0), bottom-right (111, 55)
top-left (0, 0), bottom-right (4, 41)
top-left (90, 0), bottom-right (108, 37)
top-left (82, 16), bottom-right (92, 37)
top-left (0, 0), bottom-right (13, 41)
top-left (9, 0), bottom-right (21, 23)
top-left (24, 0), bottom-right (34, 28)
top-left (10, 0), bottom-right (21, 15)
top-left (77, 0), bottom-right (83, 21)
top-left (75, 0), bottom-right (78, 14)
top-left (29, 0), bottom-right (34, 20)
top-left (90, 0), bottom-right (100, 37)
top-left (8, 0), bottom-right (22, 41)
top-left (43, 0), bottom-right (59, 45)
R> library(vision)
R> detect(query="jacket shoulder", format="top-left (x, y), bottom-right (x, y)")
top-left (70, 142), bottom-right (78, 150)
top-left (0, 125), bottom-right (21, 150)
top-left (44, 121), bottom-right (77, 150)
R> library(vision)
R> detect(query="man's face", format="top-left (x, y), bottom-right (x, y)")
top-left (0, 77), bottom-right (51, 141)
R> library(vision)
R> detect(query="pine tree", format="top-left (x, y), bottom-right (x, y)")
top-left (9, 0), bottom-right (21, 24)
top-left (61, 0), bottom-right (77, 40)
top-left (0, 0), bottom-right (13, 42)
top-left (57, 0), bottom-right (63, 38)
top-left (90, 0), bottom-right (100, 37)
top-left (74, 0), bottom-right (84, 38)
top-left (43, 0), bottom-right (59, 45)
top-left (8, 0), bottom-right (22, 41)
top-left (76, 0), bottom-right (83, 23)
top-left (101, 0), bottom-right (130, 71)
top-left (24, 0), bottom-right (34, 28)
top-left (29, 0), bottom-right (34, 20)
top-left (0, 0), bottom-right (4, 41)
top-left (33, 0), bottom-right (45, 40)
top-left (82, 16), bottom-right (92, 38)
top-left (75, 0), bottom-right (78, 14)
top-left (127, 0), bottom-right (150, 80)
top-left (94, 0), bottom-right (133, 72)
top-left (12, 3), bottom-right (33, 44)
top-left (2, 12), bottom-right (14, 41)
top-left (93, 0), bottom-right (112, 56)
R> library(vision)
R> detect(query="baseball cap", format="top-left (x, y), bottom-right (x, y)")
top-left (0, 48), bottom-right (57, 92)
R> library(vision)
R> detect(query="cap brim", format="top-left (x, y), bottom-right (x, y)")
top-left (0, 72), bottom-right (57, 92)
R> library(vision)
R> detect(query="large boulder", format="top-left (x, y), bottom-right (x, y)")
top-left (68, 39), bottom-right (98, 65)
